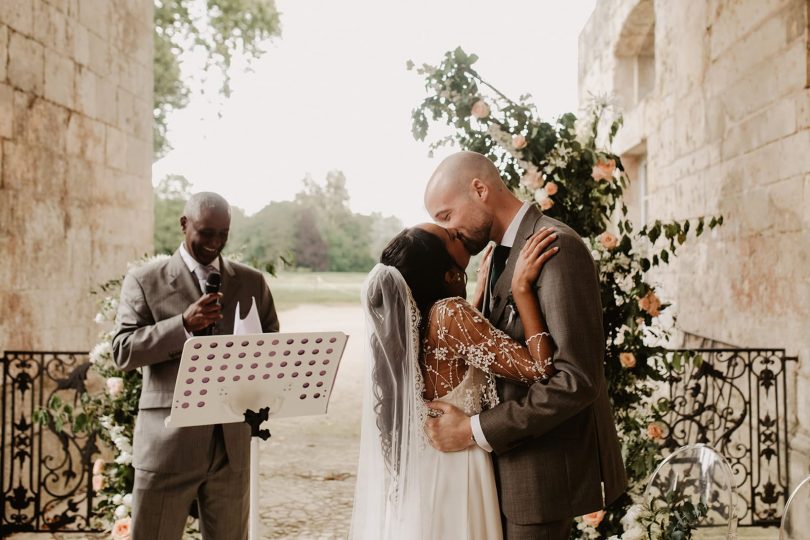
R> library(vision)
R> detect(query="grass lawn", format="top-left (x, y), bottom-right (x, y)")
top-left (267, 270), bottom-right (482, 311)
top-left (266, 271), bottom-right (368, 310)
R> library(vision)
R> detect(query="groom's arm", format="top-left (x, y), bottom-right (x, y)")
top-left (478, 231), bottom-right (605, 454)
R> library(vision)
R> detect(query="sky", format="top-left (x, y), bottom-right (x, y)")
top-left (152, 0), bottom-right (598, 226)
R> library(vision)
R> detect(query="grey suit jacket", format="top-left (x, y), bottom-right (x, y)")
top-left (112, 251), bottom-right (279, 474)
top-left (479, 205), bottom-right (627, 524)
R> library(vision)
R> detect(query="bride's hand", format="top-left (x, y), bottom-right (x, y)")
top-left (511, 228), bottom-right (559, 295)
top-left (471, 243), bottom-right (494, 309)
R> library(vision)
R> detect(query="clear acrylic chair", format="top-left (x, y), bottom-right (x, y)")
top-left (780, 474), bottom-right (810, 539)
top-left (644, 443), bottom-right (738, 539)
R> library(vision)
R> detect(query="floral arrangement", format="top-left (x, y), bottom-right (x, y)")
top-left (409, 47), bottom-right (722, 538)
top-left (37, 254), bottom-right (199, 539)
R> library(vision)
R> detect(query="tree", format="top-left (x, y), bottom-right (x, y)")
top-left (154, 0), bottom-right (282, 158)
top-left (293, 208), bottom-right (329, 271)
top-left (153, 174), bottom-right (192, 254)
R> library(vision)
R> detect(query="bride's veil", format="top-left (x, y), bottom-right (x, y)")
top-left (350, 263), bottom-right (432, 539)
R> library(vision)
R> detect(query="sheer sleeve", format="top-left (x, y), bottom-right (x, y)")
top-left (425, 297), bottom-right (555, 386)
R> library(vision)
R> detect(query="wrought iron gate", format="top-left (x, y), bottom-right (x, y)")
top-left (660, 348), bottom-right (796, 526)
top-left (1, 351), bottom-right (99, 534)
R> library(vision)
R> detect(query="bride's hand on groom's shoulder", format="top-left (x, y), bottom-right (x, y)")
top-left (512, 228), bottom-right (559, 295)
top-left (424, 401), bottom-right (476, 452)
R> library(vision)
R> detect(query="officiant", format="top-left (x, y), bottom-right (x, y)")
top-left (112, 192), bottom-right (280, 540)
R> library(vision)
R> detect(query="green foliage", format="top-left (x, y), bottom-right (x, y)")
top-left (154, 174), bottom-right (192, 254)
top-left (154, 0), bottom-right (282, 158)
top-left (411, 47), bottom-right (723, 538)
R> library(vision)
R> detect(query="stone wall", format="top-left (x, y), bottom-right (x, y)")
top-left (580, 0), bottom-right (810, 495)
top-left (0, 0), bottom-right (154, 352)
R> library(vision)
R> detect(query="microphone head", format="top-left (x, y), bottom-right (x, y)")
top-left (204, 271), bottom-right (222, 294)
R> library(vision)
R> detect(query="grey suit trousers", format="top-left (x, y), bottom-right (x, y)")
top-left (131, 424), bottom-right (249, 540)
top-left (503, 517), bottom-right (572, 540)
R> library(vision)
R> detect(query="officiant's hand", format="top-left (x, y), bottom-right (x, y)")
top-left (182, 293), bottom-right (224, 332)
top-left (424, 401), bottom-right (475, 452)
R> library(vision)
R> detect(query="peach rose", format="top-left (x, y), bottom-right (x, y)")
top-left (598, 232), bottom-right (619, 250)
top-left (591, 158), bottom-right (616, 181)
top-left (539, 198), bottom-right (554, 211)
top-left (93, 458), bottom-right (105, 475)
top-left (638, 290), bottom-right (662, 317)
top-left (92, 473), bottom-right (105, 491)
top-left (619, 352), bottom-right (636, 368)
top-left (521, 171), bottom-right (543, 190)
top-left (543, 181), bottom-right (558, 195)
top-left (106, 377), bottom-right (124, 398)
top-left (471, 100), bottom-right (490, 119)
top-left (647, 422), bottom-right (665, 440)
top-left (112, 517), bottom-right (132, 540)
top-left (582, 510), bottom-right (606, 527)
top-left (512, 134), bottom-right (527, 149)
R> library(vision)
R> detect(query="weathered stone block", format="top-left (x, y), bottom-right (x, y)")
top-left (96, 77), bottom-right (117, 126)
top-left (44, 49), bottom-right (74, 108)
top-left (65, 156), bottom-right (99, 203)
top-left (708, 0), bottom-right (795, 60)
top-left (797, 89), bottom-right (810, 130)
top-left (777, 130), bottom-right (810, 182)
top-left (0, 83), bottom-right (12, 138)
top-left (7, 31), bottom-right (44, 94)
top-left (721, 97), bottom-right (797, 160)
top-left (66, 113), bottom-right (105, 163)
top-left (34, 1), bottom-right (68, 52)
top-left (78, 0), bottom-right (108, 41)
top-left (68, 22), bottom-right (90, 67)
top-left (767, 176), bottom-right (804, 233)
top-left (87, 30), bottom-right (110, 78)
top-left (14, 91), bottom-right (69, 152)
top-left (105, 125), bottom-right (126, 171)
top-left (0, 24), bottom-right (7, 83)
top-left (74, 65), bottom-right (97, 118)
top-left (0, 0), bottom-right (34, 36)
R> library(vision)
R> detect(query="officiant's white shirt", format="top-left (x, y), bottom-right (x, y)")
top-left (471, 202), bottom-right (531, 452)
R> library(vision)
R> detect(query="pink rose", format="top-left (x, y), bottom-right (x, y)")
top-left (638, 290), bottom-right (662, 317)
top-left (470, 100), bottom-right (491, 119)
top-left (112, 517), bottom-right (132, 540)
top-left (93, 458), bottom-right (105, 475)
top-left (647, 422), bottom-right (665, 440)
top-left (591, 158), bottom-right (616, 181)
top-left (598, 232), bottom-right (619, 250)
top-left (619, 352), bottom-right (636, 368)
top-left (106, 377), bottom-right (124, 398)
top-left (543, 181), bottom-right (558, 195)
top-left (521, 171), bottom-right (543, 190)
top-left (582, 510), bottom-right (606, 527)
top-left (92, 473), bottom-right (105, 491)
top-left (539, 198), bottom-right (554, 211)
top-left (512, 134), bottom-right (527, 150)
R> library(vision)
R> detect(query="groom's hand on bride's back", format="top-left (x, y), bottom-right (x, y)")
top-left (424, 401), bottom-right (475, 452)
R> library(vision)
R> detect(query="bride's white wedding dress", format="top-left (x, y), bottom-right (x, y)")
top-left (351, 265), bottom-right (553, 540)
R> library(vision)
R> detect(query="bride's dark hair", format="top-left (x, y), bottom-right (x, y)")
top-left (380, 227), bottom-right (458, 320)
top-left (368, 227), bottom-right (458, 478)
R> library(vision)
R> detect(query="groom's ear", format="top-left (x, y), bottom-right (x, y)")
top-left (471, 178), bottom-right (488, 201)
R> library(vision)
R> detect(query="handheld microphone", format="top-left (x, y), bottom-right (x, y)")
top-left (204, 272), bottom-right (222, 335)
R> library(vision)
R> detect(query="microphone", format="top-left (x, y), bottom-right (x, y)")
top-left (204, 271), bottom-right (222, 335)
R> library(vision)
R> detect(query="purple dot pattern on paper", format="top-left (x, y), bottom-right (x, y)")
top-left (177, 334), bottom-right (344, 409)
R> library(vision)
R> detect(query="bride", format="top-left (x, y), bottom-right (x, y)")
top-left (350, 223), bottom-right (559, 539)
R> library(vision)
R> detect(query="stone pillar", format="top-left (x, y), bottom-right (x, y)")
top-left (0, 0), bottom-right (154, 352)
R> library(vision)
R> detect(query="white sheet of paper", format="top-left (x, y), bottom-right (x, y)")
top-left (233, 297), bottom-right (263, 335)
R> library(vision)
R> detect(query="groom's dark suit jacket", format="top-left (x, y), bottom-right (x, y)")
top-left (480, 204), bottom-right (627, 524)
top-left (112, 250), bottom-right (279, 474)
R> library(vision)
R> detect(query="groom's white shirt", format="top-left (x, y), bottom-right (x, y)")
top-left (471, 202), bottom-right (532, 452)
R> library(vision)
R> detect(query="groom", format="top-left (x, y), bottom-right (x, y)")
top-left (424, 152), bottom-right (627, 539)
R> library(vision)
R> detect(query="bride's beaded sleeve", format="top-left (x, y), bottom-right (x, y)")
top-left (421, 297), bottom-right (556, 400)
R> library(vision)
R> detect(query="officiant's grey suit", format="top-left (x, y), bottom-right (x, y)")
top-left (112, 251), bottom-right (279, 540)
top-left (480, 204), bottom-right (627, 537)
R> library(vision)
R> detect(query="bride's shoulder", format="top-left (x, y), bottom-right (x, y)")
top-left (429, 297), bottom-right (480, 322)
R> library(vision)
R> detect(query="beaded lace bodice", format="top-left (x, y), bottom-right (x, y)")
top-left (421, 297), bottom-right (554, 415)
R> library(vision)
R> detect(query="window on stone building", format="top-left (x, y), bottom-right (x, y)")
top-left (614, 0), bottom-right (655, 110)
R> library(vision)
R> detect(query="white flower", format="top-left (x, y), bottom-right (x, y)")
top-left (112, 494), bottom-right (123, 505)
top-left (115, 451), bottom-right (132, 465)
top-left (534, 188), bottom-right (550, 205)
top-left (114, 504), bottom-right (128, 519)
top-left (89, 341), bottom-right (112, 365)
top-left (94, 313), bottom-right (105, 324)
top-left (123, 493), bottom-right (133, 507)
top-left (106, 377), bottom-right (125, 398)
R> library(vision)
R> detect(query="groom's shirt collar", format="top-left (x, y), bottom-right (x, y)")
top-left (499, 202), bottom-right (532, 248)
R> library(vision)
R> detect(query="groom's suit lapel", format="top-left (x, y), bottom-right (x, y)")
top-left (489, 204), bottom-right (544, 327)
